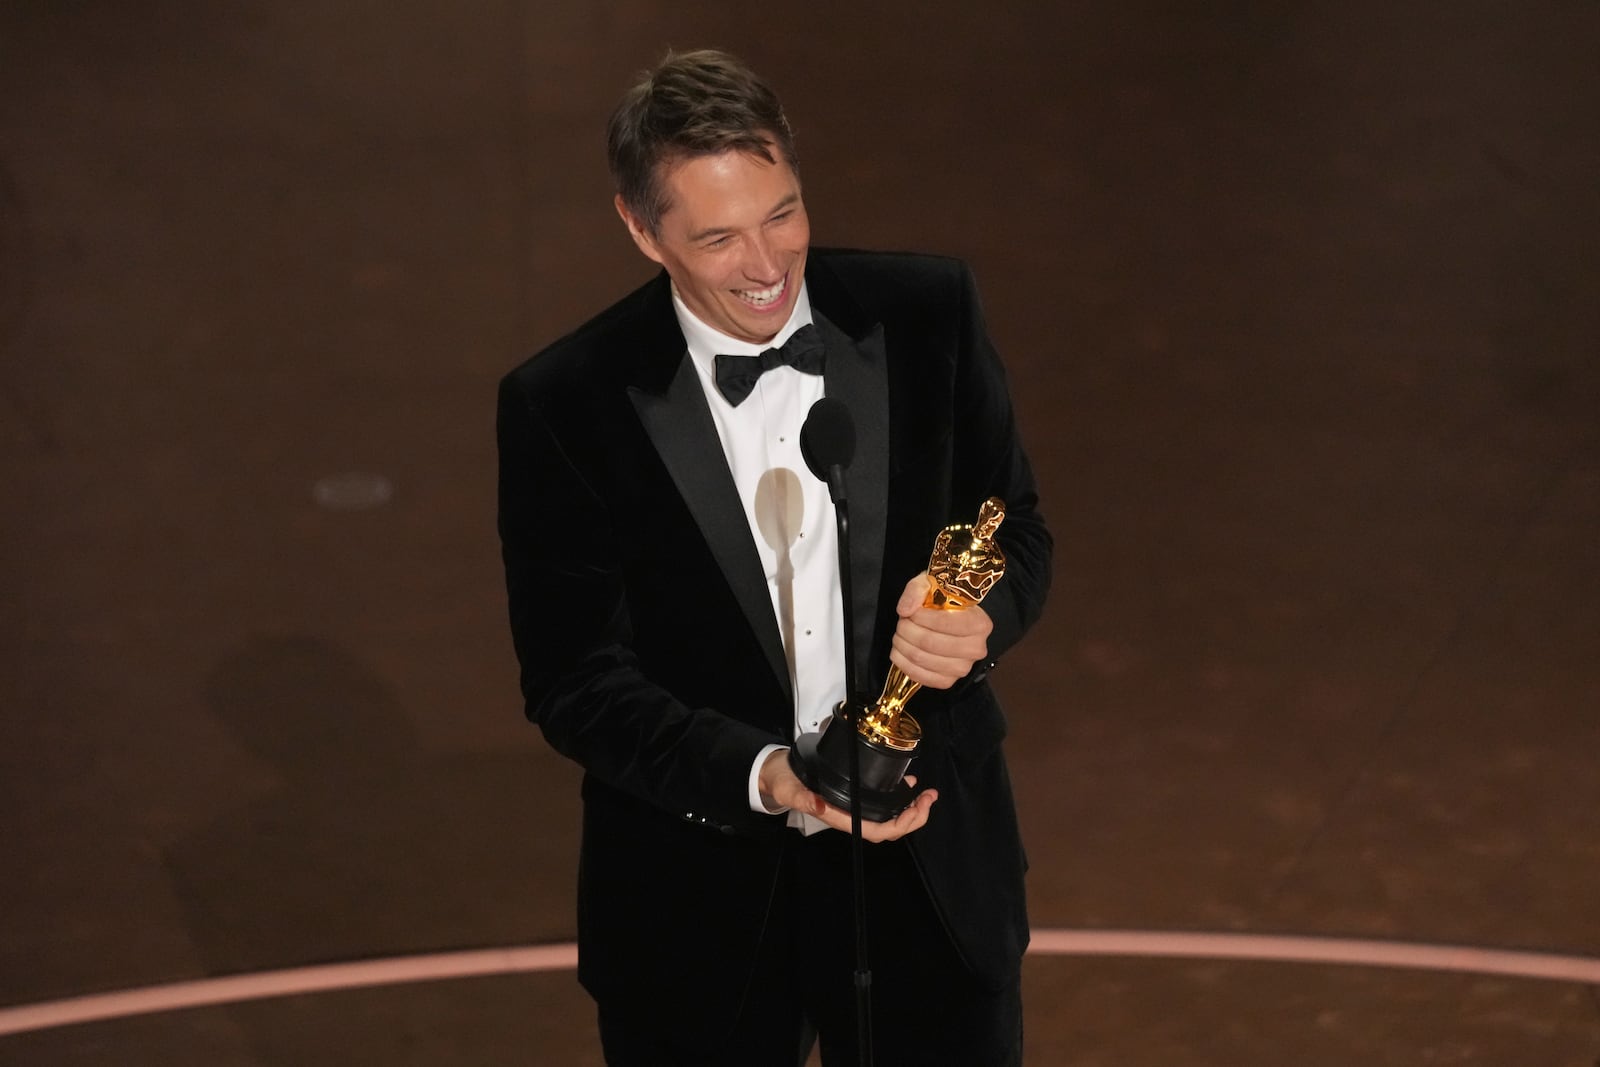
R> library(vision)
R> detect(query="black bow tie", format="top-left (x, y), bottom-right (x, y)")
top-left (713, 323), bottom-right (826, 406)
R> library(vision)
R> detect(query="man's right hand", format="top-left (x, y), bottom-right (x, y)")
top-left (758, 748), bottom-right (937, 842)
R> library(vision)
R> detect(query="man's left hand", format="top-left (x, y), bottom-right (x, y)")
top-left (888, 572), bottom-right (992, 690)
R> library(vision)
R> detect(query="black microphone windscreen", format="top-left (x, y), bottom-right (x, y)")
top-left (800, 397), bottom-right (855, 480)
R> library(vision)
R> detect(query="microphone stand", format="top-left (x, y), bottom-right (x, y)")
top-left (827, 477), bottom-right (874, 1067)
top-left (801, 397), bottom-right (872, 1065)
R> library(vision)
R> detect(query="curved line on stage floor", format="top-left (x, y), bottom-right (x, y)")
top-left (5, 930), bottom-right (1599, 1038)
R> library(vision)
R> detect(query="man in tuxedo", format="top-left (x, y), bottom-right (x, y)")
top-left (497, 49), bottom-right (1051, 1065)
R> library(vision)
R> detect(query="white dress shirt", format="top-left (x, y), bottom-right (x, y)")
top-left (671, 284), bottom-right (845, 834)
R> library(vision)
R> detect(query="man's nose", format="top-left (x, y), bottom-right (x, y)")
top-left (743, 234), bottom-right (782, 282)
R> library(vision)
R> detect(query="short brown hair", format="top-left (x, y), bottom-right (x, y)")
top-left (607, 49), bottom-right (798, 236)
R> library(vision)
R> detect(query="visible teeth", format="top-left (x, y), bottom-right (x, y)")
top-left (737, 279), bottom-right (785, 307)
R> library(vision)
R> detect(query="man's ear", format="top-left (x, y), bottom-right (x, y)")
top-left (615, 195), bottom-right (665, 266)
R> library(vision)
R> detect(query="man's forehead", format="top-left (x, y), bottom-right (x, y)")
top-left (657, 148), bottom-right (801, 224)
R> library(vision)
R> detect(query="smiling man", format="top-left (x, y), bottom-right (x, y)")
top-left (618, 146), bottom-right (810, 343)
top-left (497, 49), bottom-right (1051, 1065)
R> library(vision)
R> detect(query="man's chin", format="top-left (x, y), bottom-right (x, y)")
top-left (722, 311), bottom-right (785, 345)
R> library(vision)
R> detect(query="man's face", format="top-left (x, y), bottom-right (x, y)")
top-left (617, 145), bottom-right (810, 346)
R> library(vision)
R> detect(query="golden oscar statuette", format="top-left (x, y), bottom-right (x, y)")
top-left (790, 497), bottom-right (1008, 820)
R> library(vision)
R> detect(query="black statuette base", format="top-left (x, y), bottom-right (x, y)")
top-left (789, 708), bottom-right (916, 822)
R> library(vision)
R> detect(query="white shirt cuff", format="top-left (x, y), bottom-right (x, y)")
top-left (748, 743), bottom-right (790, 814)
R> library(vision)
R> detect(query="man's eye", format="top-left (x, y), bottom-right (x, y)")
top-left (704, 235), bottom-right (732, 249)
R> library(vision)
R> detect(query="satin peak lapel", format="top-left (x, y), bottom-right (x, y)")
top-left (628, 355), bottom-right (793, 706)
top-left (815, 310), bottom-right (888, 686)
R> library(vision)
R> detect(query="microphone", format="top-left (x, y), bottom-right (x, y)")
top-left (800, 397), bottom-right (855, 503)
top-left (796, 393), bottom-right (876, 1064)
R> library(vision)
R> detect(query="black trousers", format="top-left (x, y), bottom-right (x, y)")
top-left (598, 830), bottom-right (1023, 1066)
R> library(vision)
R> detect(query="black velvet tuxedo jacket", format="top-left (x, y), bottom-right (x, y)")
top-left (497, 249), bottom-right (1051, 1043)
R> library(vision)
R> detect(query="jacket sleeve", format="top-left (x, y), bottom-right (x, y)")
top-left (496, 372), bottom-right (783, 827)
top-left (949, 262), bottom-right (1053, 667)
